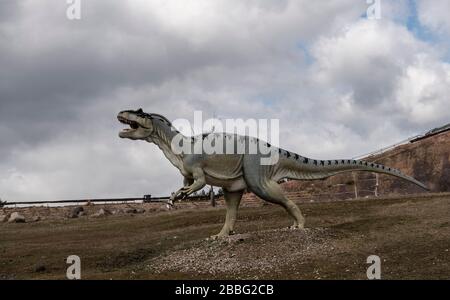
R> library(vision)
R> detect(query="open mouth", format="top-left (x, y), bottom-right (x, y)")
top-left (118, 116), bottom-right (139, 132)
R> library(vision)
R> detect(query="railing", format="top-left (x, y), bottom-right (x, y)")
top-left (0, 194), bottom-right (218, 208)
top-left (352, 123), bottom-right (450, 160)
top-left (352, 135), bottom-right (420, 160)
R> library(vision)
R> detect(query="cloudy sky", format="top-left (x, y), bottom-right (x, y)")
top-left (1, 0), bottom-right (450, 202)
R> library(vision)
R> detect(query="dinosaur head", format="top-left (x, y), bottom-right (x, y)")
top-left (117, 108), bottom-right (154, 140)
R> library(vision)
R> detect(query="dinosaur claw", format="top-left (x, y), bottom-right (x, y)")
top-left (288, 224), bottom-right (304, 230)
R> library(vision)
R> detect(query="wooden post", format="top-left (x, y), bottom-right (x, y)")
top-left (353, 172), bottom-right (358, 199)
top-left (374, 173), bottom-right (379, 197)
top-left (210, 186), bottom-right (216, 207)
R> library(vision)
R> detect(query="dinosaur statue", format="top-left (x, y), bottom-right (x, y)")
top-left (117, 108), bottom-right (428, 238)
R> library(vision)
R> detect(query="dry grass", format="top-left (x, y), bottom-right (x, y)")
top-left (0, 194), bottom-right (449, 279)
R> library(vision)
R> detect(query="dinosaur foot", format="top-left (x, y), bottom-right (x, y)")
top-left (166, 199), bottom-right (177, 210)
top-left (207, 231), bottom-right (235, 241)
top-left (207, 234), bottom-right (225, 241)
top-left (287, 224), bottom-right (305, 230)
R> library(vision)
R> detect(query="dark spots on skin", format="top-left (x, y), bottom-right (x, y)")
top-left (365, 162), bottom-right (368, 166)
top-left (286, 152), bottom-right (291, 158)
top-left (294, 154), bottom-right (300, 160)
top-left (266, 143), bottom-right (271, 148)
top-left (341, 160), bottom-right (345, 164)
top-left (303, 158), bottom-right (309, 164)
top-left (371, 163), bottom-right (374, 167)
top-left (328, 160), bottom-right (332, 165)
top-left (382, 166), bottom-right (385, 170)
top-left (278, 149), bottom-right (282, 154)
top-left (359, 161), bottom-right (363, 165)
top-left (353, 160), bottom-right (357, 164)
top-left (313, 160), bottom-right (318, 165)
top-left (320, 160), bottom-right (325, 166)
top-left (347, 160), bottom-right (351, 164)
top-left (388, 168), bottom-right (391, 171)
top-left (335, 160), bottom-right (339, 165)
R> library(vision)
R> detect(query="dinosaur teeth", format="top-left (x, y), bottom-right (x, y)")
top-left (118, 116), bottom-right (139, 129)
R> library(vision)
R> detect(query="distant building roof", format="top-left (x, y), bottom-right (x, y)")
top-left (410, 123), bottom-right (450, 143)
top-left (353, 122), bottom-right (450, 160)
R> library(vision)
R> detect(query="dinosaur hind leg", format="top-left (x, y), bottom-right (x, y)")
top-left (250, 179), bottom-right (305, 229)
top-left (211, 190), bottom-right (243, 239)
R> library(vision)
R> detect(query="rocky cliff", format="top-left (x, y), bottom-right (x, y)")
top-left (281, 128), bottom-right (450, 200)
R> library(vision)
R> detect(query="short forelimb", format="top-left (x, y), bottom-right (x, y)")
top-left (170, 168), bottom-right (206, 203)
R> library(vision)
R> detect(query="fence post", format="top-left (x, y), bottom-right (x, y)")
top-left (210, 186), bottom-right (215, 207)
top-left (374, 173), bottom-right (379, 197)
top-left (353, 172), bottom-right (358, 199)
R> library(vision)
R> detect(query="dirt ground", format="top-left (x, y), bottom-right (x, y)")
top-left (0, 193), bottom-right (449, 279)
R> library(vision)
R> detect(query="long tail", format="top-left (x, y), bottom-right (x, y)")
top-left (284, 155), bottom-right (429, 191)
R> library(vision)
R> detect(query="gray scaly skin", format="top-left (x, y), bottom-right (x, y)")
top-left (118, 109), bottom-right (429, 239)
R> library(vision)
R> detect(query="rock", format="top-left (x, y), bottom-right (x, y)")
top-left (68, 212), bottom-right (78, 218)
top-left (8, 212), bottom-right (26, 223)
top-left (125, 208), bottom-right (137, 214)
top-left (68, 206), bottom-right (84, 218)
top-left (92, 208), bottom-right (111, 218)
top-left (31, 216), bottom-right (41, 222)
top-left (135, 208), bottom-right (145, 214)
top-left (157, 204), bottom-right (171, 211)
top-left (34, 263), bottom-right (46, 273)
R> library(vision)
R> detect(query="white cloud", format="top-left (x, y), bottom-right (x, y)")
top-left (395, 55), bottom-right (450, 124)
top-left (417, 0), bottom-right (450, 36)
top-left (0, 133), bottom-right (181, 201)
top-left (1, 1), bottom-right (450, 202)
top-left (306, 19), bottom-right (450, 134)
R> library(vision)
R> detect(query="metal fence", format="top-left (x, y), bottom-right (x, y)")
top-left (0, 194), bottom-right (217, 208)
